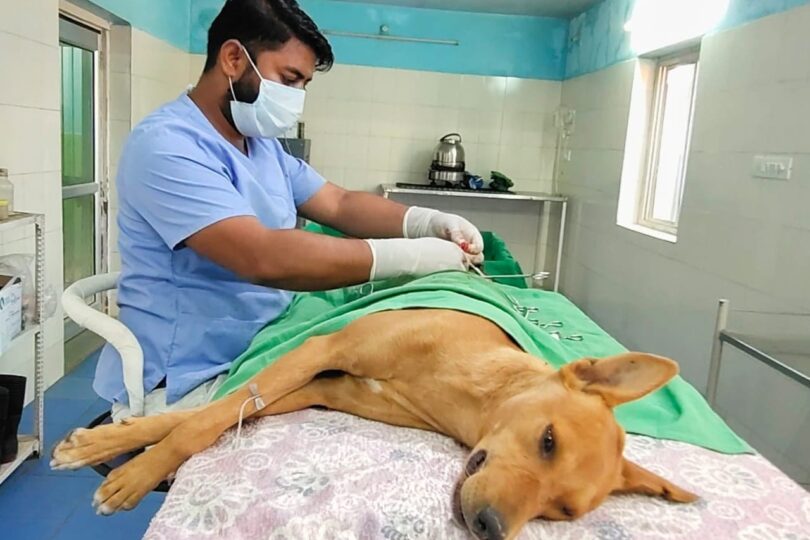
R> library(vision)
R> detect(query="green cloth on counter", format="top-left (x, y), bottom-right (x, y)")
top-left (214, 271), bottom-right (751, 455)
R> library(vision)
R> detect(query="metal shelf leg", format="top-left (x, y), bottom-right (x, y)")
top-left (34, 216), bottom-right (45, 455)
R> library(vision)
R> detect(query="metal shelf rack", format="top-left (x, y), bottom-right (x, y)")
top-left (0, 212), bottom-right (45, 486)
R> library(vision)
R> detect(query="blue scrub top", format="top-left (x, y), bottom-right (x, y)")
top-left (95, 93), bottom-right (325, 405)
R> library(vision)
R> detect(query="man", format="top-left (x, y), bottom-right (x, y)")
top-left (95, 0), bottom-right (484, 420)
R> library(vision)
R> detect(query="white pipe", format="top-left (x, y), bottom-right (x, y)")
top-left (323, 30), bottom-right (459, 46)
top-left (62, 273), bottom-right (145, 416)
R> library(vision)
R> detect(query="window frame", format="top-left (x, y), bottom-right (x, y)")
top-left (636, 48), bottom-right (700, 236)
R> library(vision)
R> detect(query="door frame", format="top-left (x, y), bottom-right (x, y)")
top-left (59, 3), bottom-right (111, 341)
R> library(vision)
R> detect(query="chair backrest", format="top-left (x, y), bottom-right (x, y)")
top-left (62, 272), bottom-right (145, 416)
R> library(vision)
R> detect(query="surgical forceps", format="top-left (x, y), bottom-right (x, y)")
top-left (469, 264), bottom-right (540, 317)
top-left (549, 331), bottom-right (584, 342)
top-left (531, 320), bottom-right (564, 329)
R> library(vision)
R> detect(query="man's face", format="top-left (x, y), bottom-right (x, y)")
top-left (223, 37), bottom-right (317, 122)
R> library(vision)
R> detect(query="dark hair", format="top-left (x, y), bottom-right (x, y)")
top-left (204, 0), bottom-right (334, 72)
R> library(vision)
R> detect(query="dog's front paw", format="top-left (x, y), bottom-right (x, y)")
top-left (92, 452), bottom-right (168, 515)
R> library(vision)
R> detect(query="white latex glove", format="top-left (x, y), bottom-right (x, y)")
top-left (365, 238), bottom-right (471, 281)
top-left (404, 206), bottom-right (485, 260)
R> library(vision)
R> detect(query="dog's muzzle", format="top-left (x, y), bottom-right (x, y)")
top-left (453, 450), bottom-right (507, 540)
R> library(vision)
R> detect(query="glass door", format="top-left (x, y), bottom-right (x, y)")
top-left (60, 16), bottom-right (106, 342)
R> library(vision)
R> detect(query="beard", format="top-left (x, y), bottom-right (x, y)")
top-left (220, 71), bottom-right (260, 132)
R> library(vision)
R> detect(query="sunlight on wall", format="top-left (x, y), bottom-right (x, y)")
top-left (624, 0), bottom-right (730, 54)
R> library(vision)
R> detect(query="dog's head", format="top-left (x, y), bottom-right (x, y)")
top-left (452, 352), bottom-right (698, 540)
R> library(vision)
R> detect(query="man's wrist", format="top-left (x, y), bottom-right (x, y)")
top-left (403, 206), bottom-right (438, 239)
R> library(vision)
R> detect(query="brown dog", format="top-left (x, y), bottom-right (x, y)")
top-left (52, 309), bottom-right (697, 539)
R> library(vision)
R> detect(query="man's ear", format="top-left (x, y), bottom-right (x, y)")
top-left (613, 459), bottom-right (698, 503)
top-left (219, 39), bottom-right (249, 79)
top-left (559, 352), bottom-right (678, 407)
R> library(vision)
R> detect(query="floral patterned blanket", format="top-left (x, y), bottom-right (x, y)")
top-left (145, 410), bottom-right (810, 540)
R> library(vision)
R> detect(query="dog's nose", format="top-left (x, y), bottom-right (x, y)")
top-left (471, 506), bottom-right (505, 540)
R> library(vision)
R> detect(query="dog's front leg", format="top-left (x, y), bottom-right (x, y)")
top-left (51, 408), bottom-right (199, 471)
top-left (92, 334), bottom-right (342, 515)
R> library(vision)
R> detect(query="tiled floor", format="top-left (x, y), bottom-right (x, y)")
top-left (1, 351), bottom-right (165, 539)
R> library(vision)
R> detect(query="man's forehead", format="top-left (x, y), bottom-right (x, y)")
top-left (256, 39), bottom-right (316, 72)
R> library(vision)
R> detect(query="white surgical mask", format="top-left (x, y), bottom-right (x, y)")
top-left (229, 44), bottom-right (306, 138)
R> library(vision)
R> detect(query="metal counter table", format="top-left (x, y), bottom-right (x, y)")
top-left (707, 299), bottom-right (810, 407)
top-left (380, 184), bottom-right (568, 291)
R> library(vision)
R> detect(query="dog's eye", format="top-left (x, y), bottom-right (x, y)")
top-left (540, 424), bottom-right (555, 457)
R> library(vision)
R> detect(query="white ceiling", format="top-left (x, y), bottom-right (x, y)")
top-left (330, 0), bottom-right (602, 18)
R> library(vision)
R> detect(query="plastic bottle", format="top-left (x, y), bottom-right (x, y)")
top-left (0, 169), bottom-right (13, 220)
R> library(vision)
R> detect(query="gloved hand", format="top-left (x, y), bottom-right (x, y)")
top-left (404, 207), bottom-right (485, 258)
top-left (365, 238), bottom-right (477, 281)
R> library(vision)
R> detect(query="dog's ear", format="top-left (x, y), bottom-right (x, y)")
top-left (613, 459), bottom-right (698, 503)
top-left (559, 352), bottom-right (678, 407)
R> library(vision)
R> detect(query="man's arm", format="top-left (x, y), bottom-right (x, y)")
top-left (185, 215), bottom-right (469, 291)
top-left (298, 183), bottom-right (407, 238)
top-left (185, 216), bottom-right (373, 291)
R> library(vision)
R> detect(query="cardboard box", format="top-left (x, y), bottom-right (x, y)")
top-left (0, 274), bottom-right (23, 354)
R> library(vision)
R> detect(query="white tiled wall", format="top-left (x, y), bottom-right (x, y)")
top-left (302, 64), bottom-right (561, 194)
top-left (108, 29), bottom-right (196, 275)
top-left (130, 29), bottom-right (194, 125)
top-left (714, 347), bottom-right (810, 485)
top-left (0, 0), bottom-right (65, 403)
top-left (559, 5), bottom-right (810, 484)
top-left (189, 53), bottom-right (205, 81)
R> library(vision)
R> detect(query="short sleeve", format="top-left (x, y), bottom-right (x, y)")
top-left (276, 142), bottom-right (326, 206)
top-left (121, 130), bottom-right (257, 250)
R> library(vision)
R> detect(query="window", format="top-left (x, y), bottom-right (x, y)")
top-left (617, 48), bottom-right (699, 242)
top-left (61, 27), bottom-right (98, 288)
top-left (639, 51), bottom-right (699, 233)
